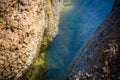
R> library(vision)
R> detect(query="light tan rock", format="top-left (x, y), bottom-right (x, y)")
top-left (0, 0), bottom-right (63, 79)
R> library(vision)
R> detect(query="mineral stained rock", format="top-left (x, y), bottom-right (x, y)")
top-left (0, 0), bottom-right (63, 80)
top-left (67, 0), bottom-right (120, 80)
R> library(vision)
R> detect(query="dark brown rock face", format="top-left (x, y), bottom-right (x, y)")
top-left (68, 0), bottom-right (120, 80)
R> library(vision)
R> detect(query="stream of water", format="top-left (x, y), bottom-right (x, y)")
top-left (46, 0), bottom-right (114, 80)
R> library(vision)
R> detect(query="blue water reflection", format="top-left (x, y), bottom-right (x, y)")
top-left (46, 0), bottom-right (114, 80)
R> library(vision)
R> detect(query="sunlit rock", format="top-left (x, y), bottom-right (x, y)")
top-left (0, 0), bottom-right (63, 79)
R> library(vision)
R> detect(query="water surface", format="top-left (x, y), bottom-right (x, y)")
top-left (46, 0), bottom-right (114, 80)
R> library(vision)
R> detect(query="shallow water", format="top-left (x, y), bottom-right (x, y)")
top-left (46, 0), bottom-right (114, 80)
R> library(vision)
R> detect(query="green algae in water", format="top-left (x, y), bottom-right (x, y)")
top-left (22, 29), bottom-right (50, 80)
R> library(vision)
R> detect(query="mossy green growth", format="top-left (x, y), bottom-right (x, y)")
top-left (64, 0), bottom-right (75, 5)
top-left (21, 29), bottom-right (51, 80)
top-left (63, 0), bottom-right (75, 14)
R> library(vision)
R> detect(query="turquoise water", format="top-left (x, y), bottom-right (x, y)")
top-left (46, 0), bottom-right (114, 80)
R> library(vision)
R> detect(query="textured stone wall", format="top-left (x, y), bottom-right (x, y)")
top-left (0, 0), bottom-right (63, 80)
top-left (46, 0), bottom-right (63, 40)
top-left (67, 0), bottom-right (120, 80)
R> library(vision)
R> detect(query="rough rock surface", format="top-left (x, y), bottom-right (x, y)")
top-left (46, 0), bottom-right (64, 40)
top-left (67, 0), bottom-right (120, 80)
top-left (0, 0), bottom-right (63, 80)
